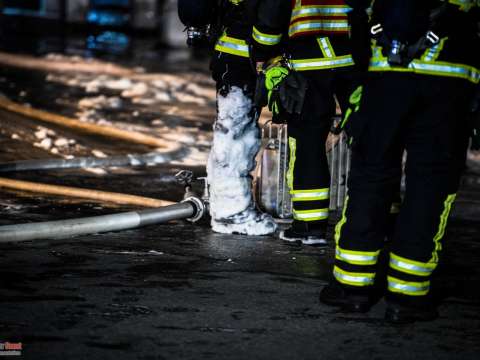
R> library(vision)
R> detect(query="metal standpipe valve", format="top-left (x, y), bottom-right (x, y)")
top-left (175, 170), bottom-right (208, 223)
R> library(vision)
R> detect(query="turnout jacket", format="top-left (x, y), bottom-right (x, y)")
top-left (251, 0), bottom-right (355, 71)
top-left (348, 0), bottom-right (480, 83)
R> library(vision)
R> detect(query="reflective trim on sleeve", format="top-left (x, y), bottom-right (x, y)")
top-left (291, 5), bottom-right (351, 21)
top-left (290, 55), bottom-right (354, 71)
top-left (289, 20), bottom-right (350, 37)
top-left (215, 34), bottom-right (249, 58)
top-left (388, 276), bottom-right (430, 296)
top-left (336, 247), bottom-right (380, 266)
top-left (389, 253), bottom-right (437, 277)
top-left (252, 26), bottom-right (282, 46)
top-left (290, 188), bottom-right (330, 202)
top-left (293, 208), bottom-right (329, 221)
top-left (334, 266), bottom-right (375, 287)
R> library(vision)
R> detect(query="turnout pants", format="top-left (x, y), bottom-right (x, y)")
top-left (288, 69), bottom-right (357, 228)
top-left (334, 72), bottom-right (474, 302)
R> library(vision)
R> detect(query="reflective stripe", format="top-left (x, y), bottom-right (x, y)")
top-left (287, 137), bottom-right (297, 191)
top-left (215, 35), bottom-right (249, 58)
top-left (289, 20), bottom-right (350, 37)
top-left (336, 247), bottom-right (380, 266)
top-left (369, 45), bottom-right (480, 84)
top-left (293, 208), bottom-right (329, 221)
top-left (388, 276), bottom-right (430, 296)
top-left (318, 37), bottom-right (335, 58)
top-left (390, 253), bottom-right (436, 277)
top-left (252, 26), bottom-right (282, 46)
top-left (291, 5), bottom-right (351, 21)
top-left (290, 55), bottom-right (354, 71)
top-left (448, 0), bottom-right (476, 11)
top-left (432, 194), bottom-right (456, 262)
top-left (421, 38), bottom-right (446, 62)
top-left (334, 266), bottom-right (375, 287)
top-left (390, 202), bottom-right (401, 214)
top-left (290, 188), bottom-right (329, 202)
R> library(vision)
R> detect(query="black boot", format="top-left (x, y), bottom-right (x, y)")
top-left (319, 280), bottom-right (373, 313)
top-left (385, 295), bottom-right (438, 324)
top-left (280, 220), bottom-right (327, 246)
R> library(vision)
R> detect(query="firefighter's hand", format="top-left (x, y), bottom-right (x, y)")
top-left (265, 66), bottom-right (289, 116)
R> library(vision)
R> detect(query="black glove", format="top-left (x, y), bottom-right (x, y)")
top-left (278, 71), bottom-right (308, 116)
top-left (254, 72), bottom-right (268, 109)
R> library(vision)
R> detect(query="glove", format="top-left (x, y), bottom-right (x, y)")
top-left (332, 85), bottom-right (363, 136)
top-left (278, 71), bottom-right (308, 116)
top-left (254, 71), bottom-right (268, 108)
top-left (265, 65), bottom-right (289, 117)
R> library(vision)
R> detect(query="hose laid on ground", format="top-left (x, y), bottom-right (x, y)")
top-left (0, 201), bottom-right (199, 243)
top-left (0, 148), bottom-right (189, 173)
top-left (0, 177), bottom-right (174, 208)
top-left (0, 97), bottom-right (174, 149)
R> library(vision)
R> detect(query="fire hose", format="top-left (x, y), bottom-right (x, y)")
top-left (0, 171), bottom-right (207, 243)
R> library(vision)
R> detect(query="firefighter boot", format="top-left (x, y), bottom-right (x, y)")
top-left (279, 220), bottom-right (327, 246)
top-left (385, 294), bottom-right (439, 324)
top-left (319, 279), bottom-right (374, 313)
top-left (211, 207), bottom-right (277, 236)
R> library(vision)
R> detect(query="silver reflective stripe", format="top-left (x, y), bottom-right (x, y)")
top-left (370, 60), bottom-right (480, 83)
top-left (253, 28), bottom-right (281, 45)
top-left (216, 40), bottom-right (249, 54)
top-left (291, 56), bottom-right (354, 70)
top-left (336, 249), bottom-right (378, 264)
top-left (334, 268), bottom-right (374, 285)
top-left (388, 279), bottom-right (430, 294)
top-left (292, 6), bottom-right (351, 18)
top-left (293, 209), bottom-right (329, 220)
top-left (291, 190), bottom-right (329, 200)
top-left (319, 38), bottom-right (334, 58)
top-left (289, 21), bottom-right (349, 36)
top-left (423, 44), bottom-right (441, 61)
top-left (390, 257), bottom-right (433, 275)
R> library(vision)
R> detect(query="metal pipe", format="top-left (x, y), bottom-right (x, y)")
top-left (0, 149), bottom-right (188, 173)
top-left (0, 201), bottom-right (201, 243)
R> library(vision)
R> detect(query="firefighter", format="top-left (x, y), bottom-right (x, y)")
top-left (250, 0), bottom-right (359, 245)
top-left (178, 0), bottom-right (277, 235)
top-left (320, 0), bottom-right (479, 323)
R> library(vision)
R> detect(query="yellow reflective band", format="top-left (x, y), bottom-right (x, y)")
top-left (289, 20), bottom-right (350, 37)
top-left (421, 38), bottom-right (446, 62)
top-left (252, 26), bottom-right (282, 46)
top-left (317, 37), bottom-right (336, 58)
top-left (369, 45), bottom-right (480, 84)
top-left (287, 137), bottom-right (297, 191)
top-left (388, 276), bottom-right (430, 296)
top-left (390, 202), bottom-right (401, 214)
top-left (389, 253), bottom-right (437, 277)
top-left (290, 55), bottom-right (354, 71)
top-left (334, 266), bottom-right (375, 287)
top-left (448, 0), bottom-right (476, 11)
top-left (336, 247), bottom-right (380, 266)
top-left (432, 194), bottom-right (457, 262)
top-left (293, 208), bottom-right (329, 221)
top-left (334, 196), bottom-right (349, 244)
top-left (291, 5), bottom-right (351, 21)
top-left (229, 0), bottom-right (243, 5)
top-left (290, 188), bottom-right (330, 202)
top-left (215, 34), bottom-right (249, 58)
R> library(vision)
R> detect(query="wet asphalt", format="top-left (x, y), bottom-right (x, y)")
top-left (0, 35), bottom-right (480, 359)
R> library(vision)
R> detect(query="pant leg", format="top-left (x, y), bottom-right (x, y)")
top-left (287, 71), bottom-right (335, 228)
top-left (387, 76), bottom-right (474, 302)
top-left (207, 53), bottom-right (259, 220)
top-left (334, 72), bottom-right (412, 288)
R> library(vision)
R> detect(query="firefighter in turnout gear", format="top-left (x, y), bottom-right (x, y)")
top-left (178, 0), bottom-right (277, 235)
top-left (320, 0), bottom-right (479, 323)
top-left (250, 0), bottom-right (360, 245)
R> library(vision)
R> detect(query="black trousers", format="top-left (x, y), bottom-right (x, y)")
top-left (334, 72), bottom-right (474, 301)
top-left (287, 68), bottom-right (358, 227)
